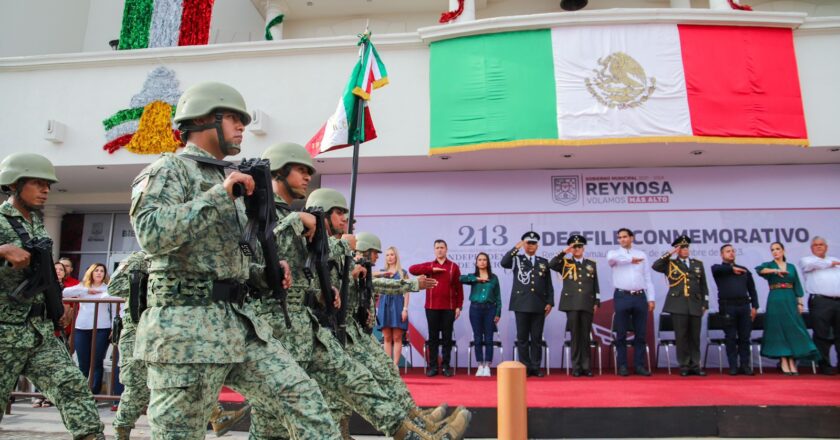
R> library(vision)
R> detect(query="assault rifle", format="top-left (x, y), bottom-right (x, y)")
top-left (302, 207), bottom-right (342, 340)
top-left (232, 157), bottom-right (291, 329)
top-left (355, 256), bottom-right (375, 335)
top-left (6, 235), bottom-right (65, 330)
top-left (128, 269), bottom-right (148, 322)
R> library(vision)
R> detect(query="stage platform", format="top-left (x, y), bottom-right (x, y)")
top-left (219, 367), bottom-right (840, 438)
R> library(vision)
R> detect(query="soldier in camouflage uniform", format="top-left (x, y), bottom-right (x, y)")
top-left (252, 144), bottom-right (467, 440)
top-left (309, 189), bottom-right (472, 439)
top-left (129, 82), bottom-right (340, 440)
top-left (0, 153), bottom-right (105, 440)
top-left (110, 251), bottom-right (251, 439)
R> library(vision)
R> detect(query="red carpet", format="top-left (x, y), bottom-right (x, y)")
top-left (403, 368), bottom-right (840, 408)
top-left (219, 368), bottom-right (840, 408)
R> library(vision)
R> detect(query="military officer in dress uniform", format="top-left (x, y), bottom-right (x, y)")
top-left (652, 235), bottom-right (709, 376)
top-left (501, 231), bottom-right (555, 377)
top-left (549, 234), bottom-right (600, 377)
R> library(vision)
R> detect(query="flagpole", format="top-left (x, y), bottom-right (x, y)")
top-left (347, 27), bottom-right (369, 235)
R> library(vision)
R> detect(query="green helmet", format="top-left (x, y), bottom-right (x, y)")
top-left (355, 232), bottom-right (382, 253)
top-left (0, 153), bottom-right (59, 190)
top-left (174, 81), bottom-right (251, 126)
top-left (305, 188), bottom-right (348, 212)
top-left (261, 142), bottom-right (315, 175)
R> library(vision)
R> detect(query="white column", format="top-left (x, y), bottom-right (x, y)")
top-left (266, 1), bottom-right (286, 40)
top-left (42, 205), bottom-right (66, 259)
top-left (670, 0), bottom-right (691, 8)
top-left (449, 0), bottom-right (476, 24)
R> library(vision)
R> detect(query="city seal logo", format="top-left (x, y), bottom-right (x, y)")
top-left (552, 175), bottom-right (580, 206)
top-left (585, 52), bottom-right (656, 109)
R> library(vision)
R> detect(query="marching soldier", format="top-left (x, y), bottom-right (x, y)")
top-left (501, 231), bottom-right (555, 377)
top-left (129, 82), bottom-right (341, 439)
top-left (0, 153), bottom-right (105, 440)
top-left (109, 251), bottom-right (250, 440)
top-left (652, 235), bottom-right (709, 376)
top-left (305, 189), bottom-right (469, 439)
top-left (258, 145), bottom-right (466, 440)
top-left (549, 234), bottom-right (600, 377)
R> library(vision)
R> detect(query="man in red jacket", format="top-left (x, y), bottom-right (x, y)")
top-left (409, 239), bottom-right (464, 377)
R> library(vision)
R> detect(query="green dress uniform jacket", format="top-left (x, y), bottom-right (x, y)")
top-left (549, 256), bottom-right (600, 312)
top-left (652, 256), bottom-right (709, 317)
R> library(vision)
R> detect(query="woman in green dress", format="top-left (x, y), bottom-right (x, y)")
top-left (755, 242), bottom-right (820, 375)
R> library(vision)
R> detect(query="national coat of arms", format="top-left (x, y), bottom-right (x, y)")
top-left (585, 52), bottom-right (656, 109)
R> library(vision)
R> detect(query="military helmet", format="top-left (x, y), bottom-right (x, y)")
top-left (0, 153), bottom-right (59, 190)
top-left (261, 142), bottom-right (316, 175)
top-left (305, 188), bottom-right (348, 212)
top-left (355, 232), bottom-right (382, 253)
top-left (174, 81), bottom-right (251, 125)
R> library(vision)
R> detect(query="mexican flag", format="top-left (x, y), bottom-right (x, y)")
top-left (306, 35), bottom-right (389, 157)
top-left (430, 24), bottom-right (808, 155)
top-left (118, 0), bottom-right (216, 50)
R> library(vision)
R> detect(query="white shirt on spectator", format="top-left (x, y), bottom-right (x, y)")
top-left (607, 247), bottom-right (657, 301)
top-left (62, 284), bottom-right (116, 329)
top-left (800, 255), bottom-right (840, 297)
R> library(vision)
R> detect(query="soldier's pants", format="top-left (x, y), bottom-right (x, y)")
top-left (249, 309), bottom-right (407, 439)
top-left (566, 310), bottom-right (593, 371)
top-left (0, 319), bottom-right (104, 439)
top-left (514, 311), bottom-right (546, 371)
top-left (113, 319), bottom-right (149, 430)
top-left (672, 313), bottom-right (702, 369)
top-left (147, 334), bottom-right (339, 440)
top-left (342, 321), bottom-right (416, 415)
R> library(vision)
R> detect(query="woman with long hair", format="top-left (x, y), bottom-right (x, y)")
top-left (62, 263), bottom-right (116, 393)
top-left (460, 252), bottom-right (502, 377)
top-left (756, 242), bottom-right (820, 374)
top-left (375, 246), bottom-right (410, 366)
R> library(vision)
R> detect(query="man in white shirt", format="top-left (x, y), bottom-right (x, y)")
top-left (607, 228), bottom-right (656, 376)
top-left (800, 236), bottom-right (840, 375)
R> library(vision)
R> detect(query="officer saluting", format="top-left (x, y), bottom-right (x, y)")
top-left (549, 234), bottom-right (600, 377)
top-left (652, 235), bottom-right (709, 376)
top-left (501, 231), bottom-right (554, 377)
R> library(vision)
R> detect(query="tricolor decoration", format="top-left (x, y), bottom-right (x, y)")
top-left (305, 33), bottom-right (389, 157)
top-left (430, 25), bottom-right (807, 154)
top-left (102, 66), bottom-right (184, 154)
top-left (118, 0), bottom-right (216, 50)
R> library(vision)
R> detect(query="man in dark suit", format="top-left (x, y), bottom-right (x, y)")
top-left (652, 235), bottom-right (709, 376)
top-left (550, 234), bottom-right (600, 377)
top-left (501, 231), bottom-right (554, 377)
top-left (712, 243), bottom-right (759, 375)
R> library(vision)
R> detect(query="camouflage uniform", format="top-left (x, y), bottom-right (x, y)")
top-left (109, 251), bottom-right (150, 433)
top-left (250, 196), bottom-right (408, 438)
top-left (328, 237), bottom-right (420, 417)
top-left (0, 201), bottom-right (104, 440)
top-left (130, 144), bottom-right (339, 440)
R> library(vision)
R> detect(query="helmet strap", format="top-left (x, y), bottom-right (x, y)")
top-left (10, 179), bottom-right (40, 215)
top-left (180, 112), bottom-right (236, 156)
top-left (276, 166), bottom-right (305, 200)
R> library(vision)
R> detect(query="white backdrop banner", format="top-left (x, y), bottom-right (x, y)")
top-left (323, 164), bottom-right (840, 368)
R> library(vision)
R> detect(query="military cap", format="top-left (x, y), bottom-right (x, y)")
top-left (567, 234), bottom-right (587, 246)
top-left (522, 231), bottom-right (540, 243)
top-left (672, 235), bottom-right (691, 247)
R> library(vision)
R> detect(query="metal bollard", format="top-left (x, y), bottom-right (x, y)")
top-left (497, 361), bottom-right (527, 440)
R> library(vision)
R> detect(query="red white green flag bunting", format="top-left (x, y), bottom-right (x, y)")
top-left (118, 0), bottom-right (215, 50)
top-left (306, 34), bottom-right (389, 157)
